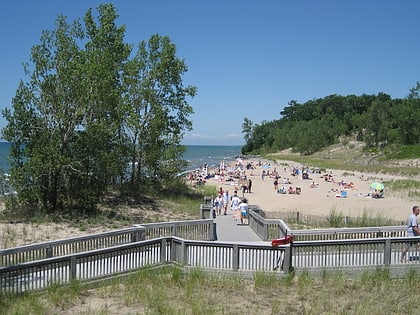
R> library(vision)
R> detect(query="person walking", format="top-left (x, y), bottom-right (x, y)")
top-left (222, 190), bottom-right (230, 215)
top-left (230, 191), bottom-right (241, 222)
top-left (248, 178), bottom-right (253, 193)
top-left (214, 194), bottom-right (223, 216)
top-left (274, 178), bottom-right (279, 191)
top-left (239, 198), bottom-right (249, 225)
top-left (400, 205), bottom-right (420, 262)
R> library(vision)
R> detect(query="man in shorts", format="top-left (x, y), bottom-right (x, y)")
top-left (400, 205), bottom-right (420, 262)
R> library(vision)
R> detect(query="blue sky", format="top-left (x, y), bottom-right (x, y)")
top-left (1, 1), bottom-right (419, 145)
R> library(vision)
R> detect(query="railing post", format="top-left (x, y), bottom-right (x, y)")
top-left (70, 256), bottom-right (77, 280)
top-left (282, 245), bottom-right (293, 273)
top-left (182, 240), bottom-right (188, 265)
top-left (160, 239), bottom-right (167, 263)
top-left (169, 238), bottom-right (177, 262)
top-left (232, 244), bottom-right (239, 271)
top-left (211, 222), bottom-right (218, 241)
top-left (384, 239), bottom-right (392, 266)
top-left (131, 232), bottom-right (138, 243)
top-left (46, 246), bottom-right (53, 258)
top-left (263, 223), bottom-right (268, 241)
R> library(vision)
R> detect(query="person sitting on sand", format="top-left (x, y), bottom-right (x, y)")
top-left (283, 177), bottom-right (291, 184)
top-left (278, 186), bottom-right (287, 194)
top-left (287, 186), bottom-right (295, 194)
top-left (371, 189), bottom-right (384, 198)
top-left (309, 181), bottom-right (318, 188)
top-left (344, 182), bottom-right (355, 190)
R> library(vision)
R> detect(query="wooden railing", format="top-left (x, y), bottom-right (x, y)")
top-left (246, 204), bottom-right (406, 242)
top-left (0, 237), bottom-right (165, 294)
top-left (0, 227), bottom-right (145, 267)
top-left (0, 200), bottom-right (414, 295)
top-left (135, 219), bottom-right (216, 241)
top-left (0, 219), bottom-right (215, 267)
top-left (290, 237), bottom-right (417, 274)
top-left (290, 225), bottom-right (406, 241)
top-left (2, 235), bottom-right (420, 294)
top-left (248, 205), bottom-right (291, 240)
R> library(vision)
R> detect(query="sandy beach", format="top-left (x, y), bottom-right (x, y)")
top-left (207, 158), bottom-right (415, 223)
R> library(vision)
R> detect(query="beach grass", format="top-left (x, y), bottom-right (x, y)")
top-left (2, 265), bottom-right (420, 314)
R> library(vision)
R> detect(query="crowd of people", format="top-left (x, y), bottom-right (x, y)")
top-left (183, 156), bottom-right (420, 268)
top-left (213, 188), bottom-right (249, 225)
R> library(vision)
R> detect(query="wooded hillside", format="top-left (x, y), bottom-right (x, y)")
top-left (242, 92), bottom-right (420, 156)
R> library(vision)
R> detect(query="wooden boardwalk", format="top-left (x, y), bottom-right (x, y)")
top-left (214, 210), bottom-right (267, 244)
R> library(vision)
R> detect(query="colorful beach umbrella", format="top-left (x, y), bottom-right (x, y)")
top-left (370, 182), bottom-right (384, 190)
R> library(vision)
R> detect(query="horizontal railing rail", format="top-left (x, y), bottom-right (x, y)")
top-left (134, 219), bottom-right (216, 241)
top-left (0, 227), bottom-right (146, 267)
top-left (248, 205), bottom-right (290, 240)
top-left (0, 237), bottom-right (166, 294)
top-left (3, 235), bottom-right (420, 294)
top-left (246, 205), bottom-right (406, 242)
top-left (291, 236), bottom-right (418, 273)
top-left (290, 226), bottom-right (406, 241)
top-left (0, 219), bottom-right (215, 268)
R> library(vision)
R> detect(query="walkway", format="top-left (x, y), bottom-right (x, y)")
top-left (214, 210), bottom-right (268, 244)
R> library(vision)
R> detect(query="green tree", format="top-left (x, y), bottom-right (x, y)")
top-left (123, 34), bottom-right (196, 189)
top-left (2, 4), bottom-right (196, 213)
top-left (408, 81), bottom-right (420, 99)
top-left (365, 93), bottom-right (392, 148)
top-left (2, 13), bottom-right (90, 211)
top-left (242, 118), bottom-right (254, 142)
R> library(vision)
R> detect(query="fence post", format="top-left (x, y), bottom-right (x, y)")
top-left (282, 245), bottom-right (293, 273)
top-left (182, 240), bottom-right (188, 265)
top-left (211, 222), bottom-right (218, 241)
top-left (384, 239), bottom-right (392, 267)
top-left (46, 246), bottom-right (53, 258)
top-left (130, 232), bottom-right (138, 243)
top-left (169, 238), bottom-right (177, 262)
top-left (160, 239), bottom-right (167, 263)
top-left (232, 244), bottom-right (239, 271)
top-left (263, 223), bottom-right (268, 241)
top-left (70, 256), bottom-right (77, 280)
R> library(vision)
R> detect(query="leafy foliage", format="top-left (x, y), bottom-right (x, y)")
top-left (1, 4), bottom-right (196, 213)
top-left (242, 93), bottom-right (420, 155)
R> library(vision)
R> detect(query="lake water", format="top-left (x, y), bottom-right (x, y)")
top-left (0, 142), bottom-right (242, 173)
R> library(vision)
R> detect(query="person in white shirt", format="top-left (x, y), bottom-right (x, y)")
top-left (230, 191), bottom-right (241, 221)
top-left (401, 205), bottom-right (420, 262)
top-left (239, 198), bottom-right (249, 225)
top-left (214, 194), bottom-right (223, 216)
top-left (222, 190), bottom-right (230, 215)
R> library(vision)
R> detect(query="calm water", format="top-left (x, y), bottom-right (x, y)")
top-left (183, 145), bottom-right (242, 171)
top-left (0, 142), bottom-right (242, 173)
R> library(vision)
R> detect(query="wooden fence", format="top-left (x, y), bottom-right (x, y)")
top-left (246, 204), bottom-right (406, 242)
top-left (2, 235), bottom-right (420, 294)
top-left (0, 219), bottom-right (215, 267)
top-left (0, 202), bottom-right (414, 295)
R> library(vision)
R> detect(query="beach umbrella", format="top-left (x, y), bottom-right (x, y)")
top-left (262, 164), bottom-right (271, 169)
top-left (370, 182), bottom-right (384, 190)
